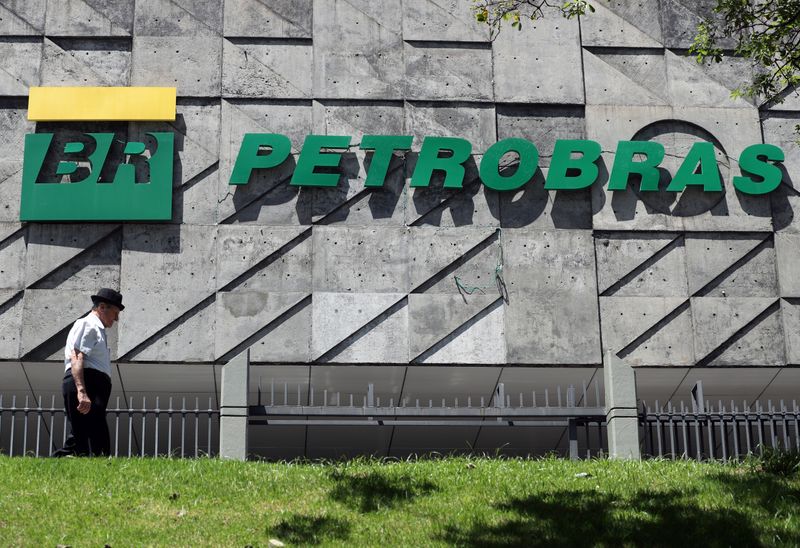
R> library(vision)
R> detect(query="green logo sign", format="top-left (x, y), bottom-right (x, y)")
top-left (20, 132), bottom-right (174, 221)
top-left (229, 134), bottom-right (785, 196)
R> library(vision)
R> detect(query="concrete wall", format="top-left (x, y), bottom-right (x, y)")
top-left (0, 0), bottom-right (798, 374)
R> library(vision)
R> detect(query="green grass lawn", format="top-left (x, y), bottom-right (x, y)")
top-left (1, 455), bottom-right (799, 547)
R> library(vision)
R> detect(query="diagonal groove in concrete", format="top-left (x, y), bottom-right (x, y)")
top-left (217, 227), bottom-right (311, 292)
top-left (165, 0), bottom-right (218, 35)
top-left (314, 296), bottom-right (408, 363)
top-left (0, 225), bottom-right (25, 253)
top-left (226, 39), bottom-right (309, 97)
top-left (81, 0), bottom-right (129, 33)
top-left (600, 234), bottom-right (684, 296)
top-left (0, 4), bottom-right (40, 33)
top-left (408, 176), bottom-right (484, 226)
top-left (179, 160), bottom-right (218, 191)
top-left (691, 234), bottom-right (773, 298)
top-left (217, 170), bottom-right (296, 223)
top-left (616, 299), bottom-right (691, 359)
top-left (117, 293), bottom-right (217, 361)
top-left (251, 0), bottom-right (309, 35)
top-left (312, 188), bottom-right (372, 225)
top-left (45, 37), bottom-right (121, 86)
top-left (586, 48), bottom-right (670, 103)
top-left (20, 322), bottom-right (74, 362)
top-left (0, 290), bottom-right (23, 315)
top-left (411, 296), bottom-right (503, 363)
top-left (216, 294), bottom-right (311, 363)
top-left (411, 228), bottom-right (500, 294)
top-left (26, 226), bottom-right (122, 290)
top-left (694, 299), bottom-right (781, 367)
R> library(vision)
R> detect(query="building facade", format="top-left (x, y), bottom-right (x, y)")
top-left (0, 0), bottom-right (799, 457)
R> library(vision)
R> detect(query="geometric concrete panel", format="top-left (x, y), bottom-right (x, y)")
top-left (405, 102), bottom-right (496, 154)
top-left (660, 0), bottom-right (735, 50)
top-left (411, 296), bottom-right (505, 364)
top-left (0, 224), bottom-right (25, 291)
top-left (127, 296), bottom-right (215, 362)
top-left (600, 297), bottom-right (694, 366)
top-left (223, 0), bottom-right (312, 38)
top-left (217, 99), bottom-right (313, 225)
top-left (762, 113), bottom-right (800, 233)
top-left (588, 105), bottom-right (772, 232)
top-left (776, 233), bottom-right (800, 297)
top-left (408, 293), bottom-right (500, 360)
top-left (583, 49), bottom-right (669, 107)
top-left (405, 43), bottom-right (493, 101)
top-left (121, 225), bottom-right (217, 294)
top-left (19, 289), bottom-right (92, 358)
top-left (0, 38), bottom-right (41, 95)
top-left (404, 154), bottom-right (500, 228)
top-left (129, 99), bottom-right (221, 224)
top-left (664, 49), bottom-right (755, 109)
top-left (115, 289), bottom-right (213, 359)
top-left (133, 0), bottom-right (222, 36)
top-left (41, 38), bottom-right (131, 87)
top-left (131, 36), bottom-right (222, 96)
top-left (0, 1), bottom-right (45, 35)
top-left (0, 290), bottom-right (22, 359)
top-left (502, 229), bottom-right (597, 294)
top-left (595, 233), bottom-right (687, 297)
top-left (24, 224), bottom-right (120, 289)
top-left (313, 100), bottom-right (405, 143)
top-left (782, 299), bottom-right (800, 364)
top-left (222, 39), bottom-right (312, 99)
top-left (215, 225), bottom-right (311, 291)
top-left (690, 297), bottom-right (782, 366)
top-left (0, 102), bottom-right (33, 222)
top-left (685, 234), bottom-right (775, 297)
top-left (402, 0), bottom-right (489, 42)
top-left (312, 227), bottom-right (409, 293)
top-left (497, 168), bottom-right (593, 230)
top-left (313, 0), bottom-right (403, 99)
top-left (310, 149), bottom-right (406, 226)
top-left (311, 292), bottom-right (407, 362)
top-left (45, 0), bottom-right (133, 36)
top-left (580, 1), bottom-right (662, 48)
top-left (408, 226), bottom-right (500, 294)
top-left (493, 15), bottom-right (583, 104)
top-left (215, 291), bottom-right (311, 363)
top-left (505, 289), bottom-right (600, 365)
top-left (495, 104), bottom-right (586, 168)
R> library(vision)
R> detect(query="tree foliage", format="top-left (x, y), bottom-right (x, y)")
top-left (689, 0), bottom-right (800, 104)
top-left (471, 0), bottom-right (594, 38)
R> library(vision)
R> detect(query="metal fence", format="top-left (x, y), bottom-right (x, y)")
top-left (250, 381), bottom-right (608, 459)
top-left (0, 395), bottom-right (219, 458)
top-left (641, 398), bottom-right (800, 461)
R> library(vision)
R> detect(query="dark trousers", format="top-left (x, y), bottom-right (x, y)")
top-left (55, 368), bottom-right (112, 457)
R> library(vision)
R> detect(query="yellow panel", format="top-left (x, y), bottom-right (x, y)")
top-left (27, 87), bottom-right (176, 121)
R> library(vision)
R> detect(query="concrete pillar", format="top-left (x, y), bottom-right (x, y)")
top-left (604, 350), bottom-right (641, 459)
top-left (219, 349), bottom-right (249, 460)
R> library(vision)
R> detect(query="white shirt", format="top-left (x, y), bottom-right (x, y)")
top-left (64, 313), bottom-right (112, 378)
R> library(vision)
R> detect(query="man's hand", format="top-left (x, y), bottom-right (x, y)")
top-left (70, 349), bottom-right (91, 414)
top-left (77, 388), bottom-right (91, 415)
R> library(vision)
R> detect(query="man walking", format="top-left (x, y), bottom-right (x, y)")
top-left (55, 288), bottom-right (124, 457)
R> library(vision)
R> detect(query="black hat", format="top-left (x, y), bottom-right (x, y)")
top-left (91, 288), bottom-right (125, 311)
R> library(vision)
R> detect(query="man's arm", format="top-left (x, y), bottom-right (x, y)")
top-left (70, 349), bottom-right (91, 415)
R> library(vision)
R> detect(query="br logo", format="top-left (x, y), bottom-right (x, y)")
top-left (20, 87), bottom-right (177, 222)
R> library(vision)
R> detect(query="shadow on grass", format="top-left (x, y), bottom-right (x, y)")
top-left (437, 480), bottom-right (800, 548)
top-left (328, 469), bottom-right (438, 513)
top-left (270, 514), bottom-right (350, 545)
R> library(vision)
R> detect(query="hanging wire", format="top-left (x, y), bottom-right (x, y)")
top-left (454, 228), bottom-right (507, 302)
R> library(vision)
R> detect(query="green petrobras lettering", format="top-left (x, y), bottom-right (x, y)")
top-left (360, 135), bottom-right (413, 187)
top-left (410, 136), bottom-right (472, 188)
top-left (291, 134), bottom-right (351, 187)
top-left (230, 133), bottom-right (292, 185)
top-left (733, 143), bottom-right (784, 195)
top-left (19, 132), bottom-right (174, 221)
top-left (480, 138), bottom-right (539, 191)
top-left (608, 141), bottom-right (665, 191)
top-left (667, 142), bottom-right (721, 192)
top-left (545, 139), bottom-right (602, 190)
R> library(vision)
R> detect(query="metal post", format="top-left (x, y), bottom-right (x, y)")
top-left (604, 351), bottom-right (641, 459)
top-left (568, 419), bottom-right (579, 460)
top-left (219, 349), bottom-right (250, 460)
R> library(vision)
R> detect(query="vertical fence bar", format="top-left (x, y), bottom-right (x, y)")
top-left (128, 397), bottom-right (133, 457)
top-left (168, 397), bottom-right (173, 457)
top-left (48, 395), bottom-right (55, 457)
top-left (10, 395), bottom-right (16, 457)
top-left (114, 397), bottom-right (120, 458)
top-left (181, 398), bottom-right (186, 459)
top-left (195, 398), bottom-right (199, 459)
top-left (22, 396), bottom-right (28, 456)
top-left (35, 396), bottom-right (41, 458)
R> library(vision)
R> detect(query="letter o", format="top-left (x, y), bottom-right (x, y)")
top-left (480, 138), bottom-right (539, 191)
